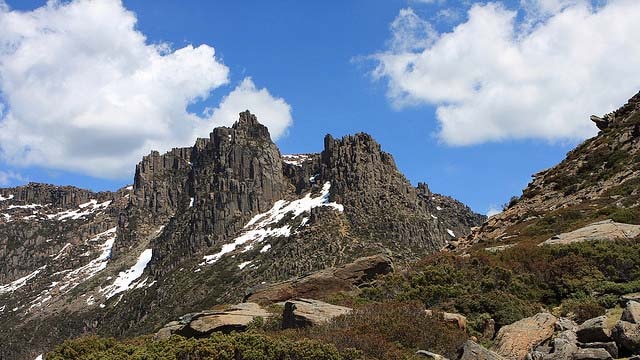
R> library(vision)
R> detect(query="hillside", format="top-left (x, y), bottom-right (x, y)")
top-left (0, 111), bottom-right (483, 359)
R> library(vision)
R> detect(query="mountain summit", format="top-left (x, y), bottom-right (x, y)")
top-left (0, 111), bottom-right (483, 359)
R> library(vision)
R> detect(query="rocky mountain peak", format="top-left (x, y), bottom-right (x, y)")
top-left (231, 110), bottom-right (272, 141)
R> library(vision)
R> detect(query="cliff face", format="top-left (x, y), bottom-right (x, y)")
top-left (0, 111), bottom-right (483, 360)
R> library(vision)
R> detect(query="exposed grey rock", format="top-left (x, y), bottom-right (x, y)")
top-left (611, 320), bottom-right (640, 354)
top-left (493, 312), bottom-right (557, 360)
top-left (245, 254), bottom-right (393, 304)
top-left (622, 300), bottom-right (640, 324)
top-left (556, 318), bottom-right (578, 332)
top-left (572, 348), bottom-right (612, 360)
top-left (416, 349), bottom-right (449, 360)
top-left (579, 342), bottom-right (617, 359)
top-left (546, 330), bottom-right (579, 360)
top-left (155, 302), bottom-right (271, 340)
top-left (281, 298), bottom-right (352, 329)
top-left (590, 115), bottom-right (610, 131)
top-left (576, 316), bottom-right (612, 343)
top-left (459, 340), bottom-right (506, 360)
top-left (540, 220), bottom-right (640, 246)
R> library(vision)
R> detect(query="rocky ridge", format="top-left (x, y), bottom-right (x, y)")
top-left (0, 111), bottom-right (483, 359)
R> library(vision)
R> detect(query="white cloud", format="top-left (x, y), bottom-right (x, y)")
top-left (0, 0), bottom-right (292, 179)
top-left (0, 170), bottom-right (24, 186)
top-left (201, 77), bottom-right (292, 139)
top-left (372, 1), bottom-right (640, 146)
top-left (486, 205), bottom-right (501, 217)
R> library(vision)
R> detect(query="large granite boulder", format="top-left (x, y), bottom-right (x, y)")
top-left (245, 254), bottom-right (393, 304)
top-left (155, 302), bottom-right (271, 339)
top-left (281, 298), bottom-right (352, 329)
top-left (572, 348), bottom-right (613, 360)
top-left (611, 320), bottom-right (640, 354)
top-left (576, 316), bottom-right (612, 343)
top-left (493, 313), bottom-right (557, 360)
top-left (540, 220), bottom-right (640, 246)
top-left (622, 301), bottom-right (640, 324)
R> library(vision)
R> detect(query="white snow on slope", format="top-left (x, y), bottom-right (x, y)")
top-left (260, 244), bottom-right (272, 253)
top-left (282, 154), bottom-right (310, 166)
top-left (447, 229), bottom-right (455, 237)
top-left (46, 200), bottom-right (111, 221)
top-left (101, 248), bottom-right (152, 299)
top-left (0, 265), bottom-right (46, 295)
top-left (201, 182), bottom-right (343, 266)
top-left (51, 243), bottom-right (71, 260)
top-left (35, 354), bottom-right (43, 360)
top-left (8, 204), bottom-right (42, 210)
top-left (189, 197), bottom-right (194, 208)
top-left (238, 261), bottom-right (252, 269)
top-left (0, 194), bottom-right (14, 201)
top-left (60, 227), bottom-right (117, 291)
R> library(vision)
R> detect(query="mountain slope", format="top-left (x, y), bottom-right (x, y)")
top-left (0, 111), bottom-right (483, 359)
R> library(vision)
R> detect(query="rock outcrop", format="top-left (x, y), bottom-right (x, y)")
top-left (492, 312), bottom-right (557, 360)
top-left (459, 341), bottom-right (506, 360)
top-left (245, 254), bottom-right (393, 303)
top-left (155, 302), bottom-right (272, 339)
top-left (540, 220), bottom-right (640, 246)
top-left (282, 298), bottom-right (352, 329)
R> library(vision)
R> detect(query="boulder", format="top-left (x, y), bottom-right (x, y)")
top-left (579, 342), bottom-right (617, 359)
top-left (572, 348), bottom-right (612, 360)
top-left (556, 318), bottom-right (578, 332)
top-left (493, 313), bottom-right (557, 360)
top-left (425, 309), bottom-right (467, 331)
top-left (611, 320), bottom-right (640, 354)
top-left (459, 340), bottom-right (506, 360)
top-left (576, 316), bottom-right (612, 343)
top-left (416, 349), bottom-right (448, 360)
top-left (155, 302), bottom-right (271, 339)
top-left (621, 293), bottom-right (640, 306)
top-left (245, 254), bottom-right (393, 304)
top-left (546, 330), bottom-right (579, 360)
top-left (540, 220), bottom-right (640, 246)
top-left (281, 298), bottom-right (352, 329)
top-left (622, 300), bottom-right (640, 324)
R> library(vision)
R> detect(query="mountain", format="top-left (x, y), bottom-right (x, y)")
top-left (457, 90), bottom-right (640, 249)
top-left (0, 111), bottom-right (483, 359)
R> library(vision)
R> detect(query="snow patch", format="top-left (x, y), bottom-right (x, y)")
top-left (430, 214), bottom-right (438, 219)
top-left (8, 203), bottom-right (42, 210)
top-left (260, 244), bottom-right (272, 253)
top-left (47, 199), bottom-right (111, 221)
top-left (51, 243), bottom-right (72, 260)
top-left (447, 229), bottom-right (455, 237)
top-left (0, 194), bottom-right (14, 201)
top-left (0, 265), bottom-right (46, 294)
top-left (238, 261), bottom-right (252, 269)
top-left (35, 355), bottom-right (43, 360)
top-left (282, 154), bottom-right (311, 166)
top-left (100, 248), bottom-right (152, 299)
top-left (436, 206), bottom-right (442, 211)
top-left (125, 185), bottom-right (133, 191)
top-left (61, 227), bottom-right (117, 291)
top-left (200, 182), bottom-right (343, 266)
top-left (189, 197), bottom-right (194, 208)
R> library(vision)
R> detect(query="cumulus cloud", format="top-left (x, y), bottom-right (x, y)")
top-left (201, 77), bottom-right (292, 139)
top-left (372, 0), bottom-right (640, 146)
top-left (0, 170), bottom-right (24, 186)
top-left (0, 0), bottom-right (292, 179)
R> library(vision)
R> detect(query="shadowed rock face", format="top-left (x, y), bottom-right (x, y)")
top-left (0, 111), bottom-right (483, 360)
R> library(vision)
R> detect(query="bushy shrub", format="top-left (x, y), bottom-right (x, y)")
top-left (47, 333), bottom-right (357, 360)
top-left (281, 301), bottom-right (467, 360)
top-left (559, 297), bottom-right (606, 323)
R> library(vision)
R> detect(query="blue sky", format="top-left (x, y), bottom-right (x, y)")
top-left (1, 0), bottom-right (639, 215)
